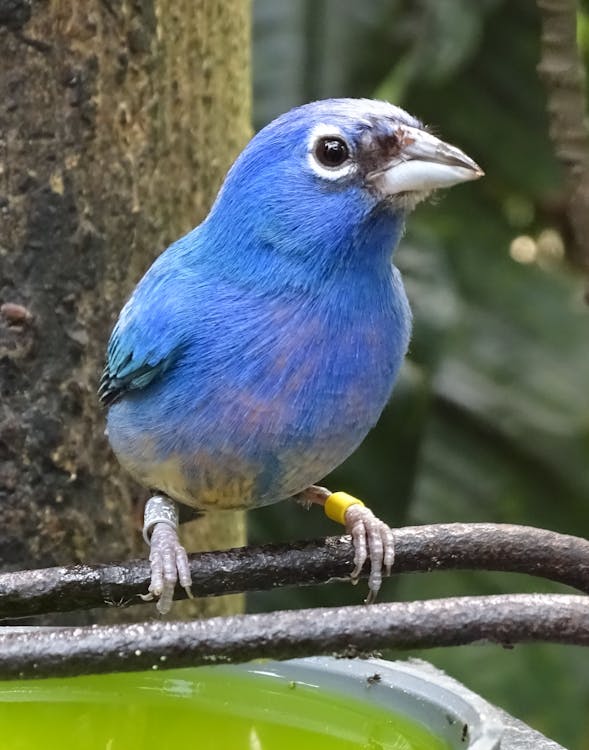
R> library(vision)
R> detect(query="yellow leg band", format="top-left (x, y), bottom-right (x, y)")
top-left (324, 491), bottom-right (365, 526)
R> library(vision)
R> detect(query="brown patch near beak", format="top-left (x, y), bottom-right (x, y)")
top-left (359, 125), bottom-right (414, 178)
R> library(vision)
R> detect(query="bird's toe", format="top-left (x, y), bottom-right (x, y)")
top-left (344, 504), bottom-right (394, 603)
top-left (148, 521), bottom-right (192, 614)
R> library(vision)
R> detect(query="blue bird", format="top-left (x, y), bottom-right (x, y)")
top-left (100, 98), bottom-right (482, 613)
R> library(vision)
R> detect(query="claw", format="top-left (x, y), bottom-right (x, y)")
top-left (344, 504), bottom-right (394, 603)
top-left (147, 522), bottom-right (193, 614)
top-left (141, 495), bottom-right (194, 614)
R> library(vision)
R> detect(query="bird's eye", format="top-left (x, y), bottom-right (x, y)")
top-left (314, 137), bottom-right (350, 168)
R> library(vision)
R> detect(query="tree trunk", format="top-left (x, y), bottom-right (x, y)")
top-left (536, 0), bottom-right (589, 276)
top-left (0, 0), bottom-right (250, 621)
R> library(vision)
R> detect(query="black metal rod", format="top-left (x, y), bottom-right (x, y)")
top-left (1, 523), bottom-right (588, 619)
top-left (0, 593), bottom-right (588, 680)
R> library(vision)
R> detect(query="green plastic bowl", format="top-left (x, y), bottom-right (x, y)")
top-left (0, 656), bottom-right (506, 749)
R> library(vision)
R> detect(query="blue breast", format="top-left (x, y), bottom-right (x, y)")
top-left (107, 259), bottom-right (410, 510)
top-left (106, 164), bottom-right (413, 509)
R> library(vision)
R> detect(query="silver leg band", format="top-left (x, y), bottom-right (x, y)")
top-left (143, 495), bottom-right (179, 545)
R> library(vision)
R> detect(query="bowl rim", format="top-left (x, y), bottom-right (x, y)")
top-left (232, 656), bottom-right (504, 750)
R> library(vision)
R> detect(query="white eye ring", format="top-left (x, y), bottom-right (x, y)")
top-left (307, 124), bottom-right (356, 181)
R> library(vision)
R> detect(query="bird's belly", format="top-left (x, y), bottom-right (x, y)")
top-left (108, 294), bottom-right (408, 510)
top-left (110, 372), bottom-right (393, 510)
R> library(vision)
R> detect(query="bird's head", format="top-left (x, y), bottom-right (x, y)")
top-left (205, 99), bottom-right (482, 287)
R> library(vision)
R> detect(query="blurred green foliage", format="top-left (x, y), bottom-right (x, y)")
top-left (249, 1), bottom-right (589, 747)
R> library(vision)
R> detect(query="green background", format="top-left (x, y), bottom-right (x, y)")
top-left (247, 2), bottom-right (589, 747)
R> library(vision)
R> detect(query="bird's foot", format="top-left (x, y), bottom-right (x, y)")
top-left (295, 484), bottom-right (330, 510)
top-left (140, 495), bottom-right (193, 614)
top-left (298, 486), bottom-right (394, 604)
top-left (343, 502), bottom-right (394, 603)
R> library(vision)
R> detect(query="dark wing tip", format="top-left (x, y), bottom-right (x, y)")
top-left (98, 368), bottom-right (123, 407)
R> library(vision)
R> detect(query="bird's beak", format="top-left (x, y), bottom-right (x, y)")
top-left (371, 126), bottom-right (484, 195)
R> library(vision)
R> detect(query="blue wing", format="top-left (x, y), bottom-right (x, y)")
top-left (99, 332), bottom-right (178, 407)
top-left (99, 264), bottom-right (187, 407)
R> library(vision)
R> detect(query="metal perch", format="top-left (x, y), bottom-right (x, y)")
top-left (0, 594), bottom-right (588, 680)
top-left (0, 523), bottom-right (588, 619)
